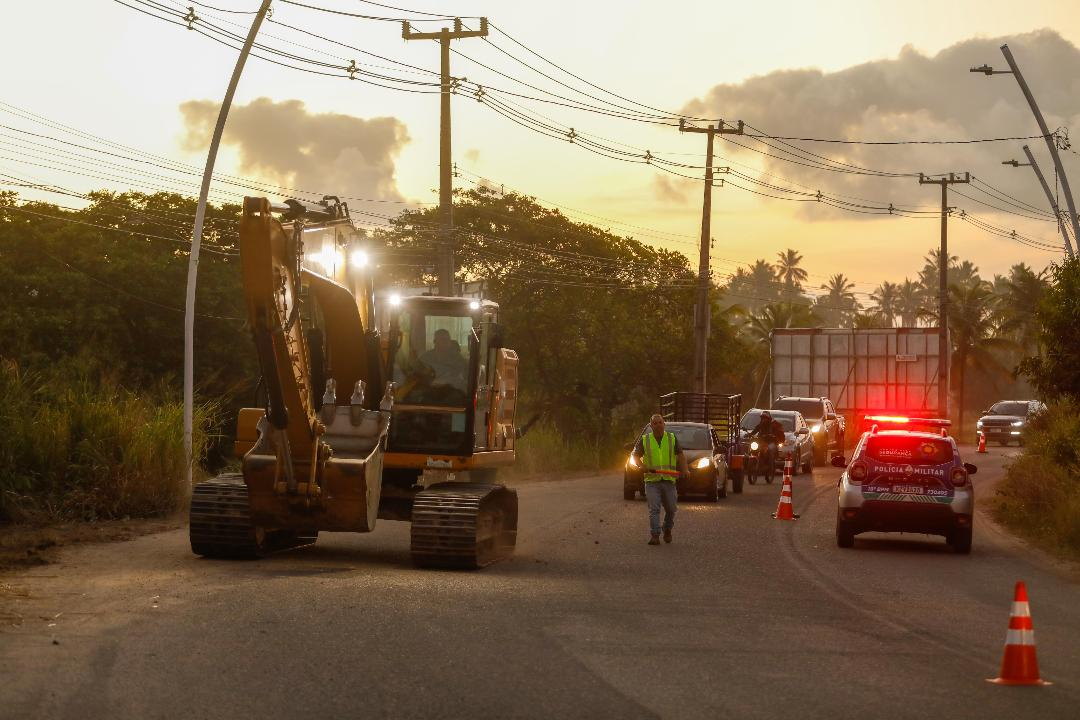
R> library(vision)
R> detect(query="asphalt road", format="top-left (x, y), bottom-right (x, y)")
top-left (1, 450), bottom-right (1077, 719)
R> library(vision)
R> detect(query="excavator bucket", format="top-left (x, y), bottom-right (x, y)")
top-left (410, 483), bottom-right (518, 569)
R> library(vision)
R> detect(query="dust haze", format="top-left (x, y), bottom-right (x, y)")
top-left (179, 97), bottom-right (410, 204)
top-left (684, 29), bottom-right (1080, 231)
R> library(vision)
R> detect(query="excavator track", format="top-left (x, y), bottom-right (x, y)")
top-left (190, 474), bottom-right (317, 559)
top-left (410, 483), bottom-right (518, 569)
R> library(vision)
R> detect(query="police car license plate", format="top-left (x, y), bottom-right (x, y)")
top-left (893, 485), bottom-right (924, 494)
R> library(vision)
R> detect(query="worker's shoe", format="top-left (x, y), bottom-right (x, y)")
top-left (647, 535), bottom-right (661, 546)
top-left (663, 529), bottom-right (673, 544)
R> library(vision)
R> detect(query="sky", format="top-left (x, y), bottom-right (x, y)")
top-left (5, 0), bottom-right (1080, 302)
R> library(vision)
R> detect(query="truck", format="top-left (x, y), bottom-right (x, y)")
top-left (770, 328), bottom-right (946, 438)
top-left (659, 391), bottom-right (745, 494)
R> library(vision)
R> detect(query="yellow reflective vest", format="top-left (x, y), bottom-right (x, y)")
top-left (642, 431), bottom-right (677, 483)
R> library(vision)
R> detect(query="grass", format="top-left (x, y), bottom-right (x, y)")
top-left (992, 397), bottom-right (1080, 559)
top-left (510, 422), bottom-right (623, 479)
top-left (0, 360), bottom-right (217, 523)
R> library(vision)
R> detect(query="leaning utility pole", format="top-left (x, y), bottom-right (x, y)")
top-left (918, 172), bottom-right (970, 421)
top-left (403, 18), bottom-right (488, 296)
top-left (971, 44), bottom-right (1080, 250)
top-left (184, 0), bottom-right (272, 489)
top-left (678, 119), bottom-right (741, 394)
top-left (1002, 148), bottom-right (1076, 258)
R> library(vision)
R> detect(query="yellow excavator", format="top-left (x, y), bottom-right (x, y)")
top-left (189, 196), bottom-right (518, 568)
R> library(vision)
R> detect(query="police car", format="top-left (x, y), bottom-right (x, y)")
top-left (831, 417), bottom-right (977, 554)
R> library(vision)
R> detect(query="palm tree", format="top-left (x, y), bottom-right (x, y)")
top-left (948, 281), bottom-right (1016, 431)
top-left (918, 247), bottom-right (959, 298)
top-left (816, 273), bottom-right (859, 327)
top-left (994, 263), bottom-right (1048, 354)
top-left (853, 311), bottom-right (890, 329)
top-left (896, 278), bottom-right (924, 327)
top-left (870, 281), bottom-right (899, 326)
top-left (775, 248), bottom-right (808, 297)
top-left (744, 301), bottom-right (821, 344)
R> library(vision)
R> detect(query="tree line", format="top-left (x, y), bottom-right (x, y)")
top-left (0, 187), bottom-right (1056, 469)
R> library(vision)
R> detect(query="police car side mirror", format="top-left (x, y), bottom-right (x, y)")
top-left (797, 428), bottom-right (809, 435)
top-left (830, 455), bottom-right (847, 468)
top-left (964, 462), bottom-right (978, 475)
top-left (623, 442), bottom-right (635, 452)
top-left (826, 413), bottom-right (837, 421)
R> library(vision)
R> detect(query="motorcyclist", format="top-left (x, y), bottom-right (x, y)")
top-left (748, 410), bottom-right (786, 482)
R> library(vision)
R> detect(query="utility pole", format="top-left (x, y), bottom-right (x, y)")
top-left (971, 44), bottom-right (1080, 250)
top-left (918, 172), bottom-right (970, 421)
top-left (403, 18), bottom-right (488, 296)
top-left (184, 0), bottom-right (271, 488)
top-left (679, 119), bottom-right (741, 394)
top-left (1002, 148), bottom-right (1076, 257)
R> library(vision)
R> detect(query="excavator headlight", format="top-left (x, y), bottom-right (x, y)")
top-left (389, 294), bottom-right (402, 306)
top-left (350, 250), bottom-right (369, 268)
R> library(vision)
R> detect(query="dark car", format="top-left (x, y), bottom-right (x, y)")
top-left (833, 420), bottom-right (977, 553)
top-left (976, 400), bottom-right (1046, 446)
top-left (624, 422), bottom-right (730, 502)
top-left (772, 396), bottom-right (845, 465)
top-left (738, 409), bottom-right (815, 478)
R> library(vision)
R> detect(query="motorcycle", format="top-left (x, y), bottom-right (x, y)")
top-left (745, 439), bottom-right (776, 485)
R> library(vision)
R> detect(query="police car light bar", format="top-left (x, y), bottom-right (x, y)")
top-left (864, 415), bottom-right (951, 427)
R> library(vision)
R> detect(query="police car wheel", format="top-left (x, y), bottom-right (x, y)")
top-left (949, 528), bottom-right (973, 554)
top-left (836, 511), bottom-right (856, 548)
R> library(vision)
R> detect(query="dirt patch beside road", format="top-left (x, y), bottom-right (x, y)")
top-left (0, 515), bottom-right (184, 574)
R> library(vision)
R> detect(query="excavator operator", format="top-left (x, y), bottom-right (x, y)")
top-left (415, 328), bottom-right (467, 403)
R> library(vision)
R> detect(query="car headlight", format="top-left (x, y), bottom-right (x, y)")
top-left (694, 457), bottom-right (711, 469)
top-left (811, 423), bottom-right (822, 433)
top-left (750, 440), bottom-right (760, 451)
top-left (976, 420), bottom-right (983, 428)
top-left (627, 454), bottom-right (639, 468)
top-left (1011, 420), bottom-right (1024, 427)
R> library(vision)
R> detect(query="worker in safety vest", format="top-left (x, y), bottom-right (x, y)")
top-left (631, 414), bottom-right (689, 545)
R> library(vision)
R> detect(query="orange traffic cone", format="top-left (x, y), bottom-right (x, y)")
top-left (988, 581), bottom-right (1051, 686)
top-left (772, 459), bottom-right (799, 521)
top-left (978, 432), bottom-right (988, 454)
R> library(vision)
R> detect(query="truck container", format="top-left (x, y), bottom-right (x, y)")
top-left (770, 328), bottom-right (946, 432)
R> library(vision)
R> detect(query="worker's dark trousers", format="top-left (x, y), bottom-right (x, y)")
top-left (645, 481), bottom-right (677, 536)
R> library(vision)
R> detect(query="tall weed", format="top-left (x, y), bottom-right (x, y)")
top-left (0, 361), bottom-right (217, 522)
top-left (993, 398), bottom-right (1080, 557)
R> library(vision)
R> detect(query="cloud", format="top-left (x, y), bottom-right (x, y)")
top-left (682, 29), bottom-right (1080, 223)
top-left (179, 97), bottom-right (409, 203)
top-left (652, 174), bottom-right (694, 204)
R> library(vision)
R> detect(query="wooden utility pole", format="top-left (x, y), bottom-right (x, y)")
top-left (679, 118), bottom-right (741, 394)
top-left (403, 18), bottom-right (488, 296)
top-left (918, 171), bottom-right (970, 421)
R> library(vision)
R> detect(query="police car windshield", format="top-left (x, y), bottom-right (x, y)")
top-left (865, 436), bottom-right (953, 465)
top-left (773, 399), bottom-right (823, 420)
top-left (741, 411), bottom-right (795, 432)
top-left (989, 401), bottom-right (1030, 416)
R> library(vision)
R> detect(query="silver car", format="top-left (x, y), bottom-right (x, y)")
top-left (832, 426), bottom-right (977, 553)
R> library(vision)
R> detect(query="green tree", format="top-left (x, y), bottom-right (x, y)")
top-left (1018, 256), bottom-right (1080, 400)
top-left (896, 278), bottom-right (925, 327)
top-left (775, 248), bottom-right (808, 297)
top-left (948, 280), bottom-right (1015, 429)
top-left (815, 273), bottom-right (859, 327)
top-left (994, 263), bottom-right (1048, 354)
top-left (870, 281), bottom-right (899, 326)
